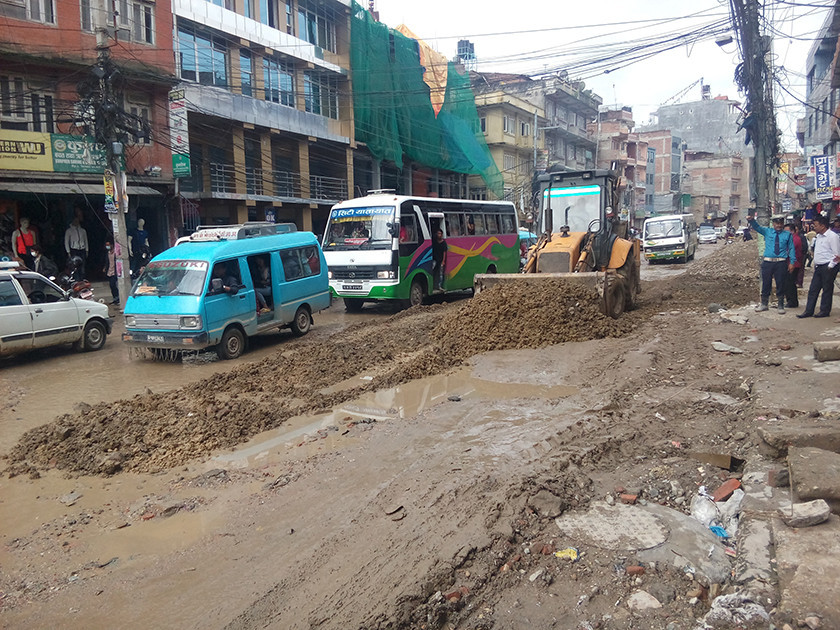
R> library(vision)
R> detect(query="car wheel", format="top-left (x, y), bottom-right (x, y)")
top-left (344, 298), bottom-right (365, 312)
top-left (217, 327), bottom-right (245, 360)
top-left (80, 320), bottom-right (107, 352)
top-left (291, 305), bottom-right (312, 336)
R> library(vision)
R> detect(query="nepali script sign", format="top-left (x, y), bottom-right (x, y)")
top-left (812, 155), bottom-right (833, 200)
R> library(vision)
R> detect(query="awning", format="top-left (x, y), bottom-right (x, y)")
top-left (0, 182), bottom-right (163, 196)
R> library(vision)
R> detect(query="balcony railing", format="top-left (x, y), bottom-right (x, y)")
top-left (246, 167), bottom-right (264, 196)
top-left (310, 174), bottom-right (348, 201)
top-left (273, 170), bottom-right (302, 198)
top-left (210, 163), bottom-right (237, 194)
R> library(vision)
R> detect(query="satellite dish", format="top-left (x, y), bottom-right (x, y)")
top-left (576, 81), bottom-right (586, 91)
top-left (557, 70), bottom-right (569, 80)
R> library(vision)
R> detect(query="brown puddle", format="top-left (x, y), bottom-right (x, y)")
top-left (212, 366), bottom-right (579, 468)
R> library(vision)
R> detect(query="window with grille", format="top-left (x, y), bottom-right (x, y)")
top-left (264, 57), bottom-right (295, 107)
top-left (125, 96), bottom-right (150, 144)
top-left (503, 153), bottom-right (515, 172)
top-left (0, 76), bottom-right (54, 133)
top-left (115, 1), bottom-right (154, 44)
top-left (304, 71), bottom-right (339, 119)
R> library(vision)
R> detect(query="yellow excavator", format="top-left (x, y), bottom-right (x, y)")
top-left (474, 169), bottom-right (641, 318)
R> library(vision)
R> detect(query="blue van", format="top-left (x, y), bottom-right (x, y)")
top-left (122, 222), bottom-right (330, 359)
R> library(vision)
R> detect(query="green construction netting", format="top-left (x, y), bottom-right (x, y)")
top-left (350, 3), bottom-right (503, 198)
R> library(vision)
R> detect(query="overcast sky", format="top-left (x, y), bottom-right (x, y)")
top-left (375, 0), bottom-right (833, 152)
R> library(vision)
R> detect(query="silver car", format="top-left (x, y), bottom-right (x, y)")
top-left (0, 262), bottom-right (112, 357)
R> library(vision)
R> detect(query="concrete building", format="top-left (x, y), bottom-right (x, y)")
top-left (637, 129), bottom-right (685, 218)
top-left (797, 5), bottom-right (840, 219)
top-left (589, 107), bottom-right (648, 229)
top-left (682, 151), bottom-right (749, 227)
top-left (173, 0), bottom-right (355, 238)
top-left (470, 73), bottom-right (545, 213)
top-left (0, 0), bottom-right (175, 273)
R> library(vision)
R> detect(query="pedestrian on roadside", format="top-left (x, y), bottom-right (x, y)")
top-left (797, 213), bottom-right (840, 319)
top-left (31, 245), bottom-right (58, 278)
top-left (103, 240), bottom-right (120, 305)
top-left (748, 213), bottom-right (795, 313)
top-left (784, 216), bottom-right (805, 308)
top-left (832, 216), bottom-right (840, 235)
top-left (431, 228), bottom-right (447, 292)
top-left (742, 224), bottom-right (752, 241)
top-left (805, 223), bottom-right (816, 267)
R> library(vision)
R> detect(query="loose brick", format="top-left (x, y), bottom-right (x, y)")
top-left (712, 478), bottom-right (741, 502)
top-left (619, 493), bottom-right (638, 505)
top-left (626, 565), bottom-right (646, 576)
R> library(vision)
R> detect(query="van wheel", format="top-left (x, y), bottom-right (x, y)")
top-left (291, 305), bottom-right (312, 336)
top-left (79, 320), bottom-right (106, 352)
top-left (344, 298), bottom-right (364, 312)
top-left (217, 327), bottom-right (245, 360)
top-left (407, 279), bottom-right (425, 308)
top-left (603, 280), bottom-right (626, 319)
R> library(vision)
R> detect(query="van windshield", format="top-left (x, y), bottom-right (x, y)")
top-left (323, 206), bottom-right (395, 251)
top-left (131, 260), bottom-right (208, 297)
top-left (645, 219), bottom-right (683, 239)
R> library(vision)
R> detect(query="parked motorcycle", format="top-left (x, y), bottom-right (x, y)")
top-left (54, 256), bottom-right (95, 300)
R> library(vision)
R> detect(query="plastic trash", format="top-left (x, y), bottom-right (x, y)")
top-left (709, 525), bottom-right (730, 539)
top-left (554, 547), bottom-right (579, 562)
top-left (690, 491), bottom-right (721, 528)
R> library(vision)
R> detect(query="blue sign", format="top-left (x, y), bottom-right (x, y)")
top-left (812, 155), bottom-right (832, 199)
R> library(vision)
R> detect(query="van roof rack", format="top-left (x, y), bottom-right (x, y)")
top-left (177, 222), bottom-right (297, 244)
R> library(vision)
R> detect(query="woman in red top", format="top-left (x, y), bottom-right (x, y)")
top-left (12, 217), bottom-right (37, 270)
top-left (785, 218), bottom-right (806, 308)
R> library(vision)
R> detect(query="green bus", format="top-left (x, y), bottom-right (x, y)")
top-left (322, 192), bottom-right (520, 310)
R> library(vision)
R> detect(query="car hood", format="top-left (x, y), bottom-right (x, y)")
top-left (125, 294), bottom-right (202, 316)
top-left (70, 297), bottom-right (110, 317)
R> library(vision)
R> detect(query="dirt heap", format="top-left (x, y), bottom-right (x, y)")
top-left (434, 279), bottom-right (636, 354)
top-left (655, 240), bottom-right (761, 309)
top-left (5, 281), bottom-right (637, 477)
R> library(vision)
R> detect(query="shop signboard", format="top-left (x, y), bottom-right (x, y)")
top-left (169, 87), bottom-right (191, 178)
top-left (51, 134), bottom-right (108, 172)
top-left (812, 155), bottom-right (833, 199)
top-left (0, 130), bottom-right (52, 171)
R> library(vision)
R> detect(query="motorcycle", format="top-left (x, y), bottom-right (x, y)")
top-left (54, 256), bottom-right (95, 300)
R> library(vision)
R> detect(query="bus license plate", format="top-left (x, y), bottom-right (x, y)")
top-left (147, 335), bottom-right (165, 343)
top-left (342, 284), bottom-right (363, 290)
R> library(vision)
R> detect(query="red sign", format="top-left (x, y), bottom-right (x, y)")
top-left (833, 187), bottom-right (840, 201)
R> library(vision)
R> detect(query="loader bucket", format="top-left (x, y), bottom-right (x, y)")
top-left (473, 271), bottom-right (628, 319)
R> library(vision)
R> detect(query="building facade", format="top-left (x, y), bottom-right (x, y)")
top-left (0, 0), bottom-right (175, 275)
top-left (682, 151), bottom-right (749, 227)
top-left (173, 0), bottom-right (355, 238)
top-left (638, 129), bottom-right (685, 218)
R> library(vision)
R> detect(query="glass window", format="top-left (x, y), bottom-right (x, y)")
top-left (0, 76), bottom-right (54, 133)
top-left (500, 213), bottom-right (516, 234)
top-left (16, 275), bottom-right (64, 304)
top-left (445, 213), bottom-right (464, 237)
top-left (473, 214), bottom-right (487, 235)
top-left (80, 0), bottom-right (92, 30)
top-left (178, 24), bottom-right (228, 87)
top-left (324, 206), bottom-right (395, 251)
top-left (297, 0), bottom-right (336, 51)
top-left (240, 51), bottom-right (253, 97)
top-left (132, 260), bottom-right (209, 297)
top-left (263, 57), bottom-right (295, 107)
top-left (485, 214), bottom-right (499, 234)
top-left (281, 247), bottom-right (317, 281)
top-left (304, 71), bottom-right (339, 119)
top-left (0, 279), bottom-right (23, 306)
top-left (399, 214), bottom-right (418, 243)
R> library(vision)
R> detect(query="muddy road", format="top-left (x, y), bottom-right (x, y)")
top-left (2, 241), bottom-right (839, 630)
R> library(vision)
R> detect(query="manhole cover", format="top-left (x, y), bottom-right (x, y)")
top-left (555, 502), bottom-right (669, 551)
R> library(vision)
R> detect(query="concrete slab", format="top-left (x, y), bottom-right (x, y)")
top-left (758, 424), bottom-right (840, 457)
top-left (788, 447), bottom-right (840, 513)
top-left (772, 515), bottom-right (840, 627)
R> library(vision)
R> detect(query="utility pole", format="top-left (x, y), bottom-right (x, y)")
top-left (93, 0), bottom-right (131, 308)
top-left (729, 0), bottom-right (778, 225)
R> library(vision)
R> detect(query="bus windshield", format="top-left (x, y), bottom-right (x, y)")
top-left (323, 206), bottom-right (394, 250)
top-left (645, 219), bottom-right (683, 239)
top-left (131, 260), bottom-right (208, 296)
top-left (543, 185), bottom-right (602, 233)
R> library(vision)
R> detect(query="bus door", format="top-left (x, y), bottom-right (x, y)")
top-left (428, 212), bottom-right (446, 239)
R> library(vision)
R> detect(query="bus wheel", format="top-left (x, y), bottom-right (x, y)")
top-left (344, 298), bottom-right (365, 312)
top-left (291, 305), bottom-right (312, 336)
top-left (407, 279), bottom-right (425, 308)
top-left (217, 327), bottom-right (245, 360)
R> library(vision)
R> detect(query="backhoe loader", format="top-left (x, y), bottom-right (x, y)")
top-left (474, 169), bottom-right (641, 318)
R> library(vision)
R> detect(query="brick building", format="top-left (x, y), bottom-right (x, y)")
top-left (0, 0), bottom-right (175, 275)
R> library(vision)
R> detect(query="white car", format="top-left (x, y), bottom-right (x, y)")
top-left (698, 227), bottom-right (717, 244)
top-left (0, 262), bottom-right (112, 357)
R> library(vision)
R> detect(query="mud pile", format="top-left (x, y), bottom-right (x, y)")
top-left (434, 279), bottom-right (636, 354)
top-left (5, 282), bottom-right (637, 478)
top-left (659, 240), bottom-right (760, 308)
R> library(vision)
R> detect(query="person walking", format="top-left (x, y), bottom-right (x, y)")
top-left (748, 213), bottom-right (796, 313)
top-left (784, 216), bottom-right (805, 308)
top-left (431, 228), bottom-right (447, 292)
top-left (104, 240), bottom-right (120, 305)
top-left (797, 213), bottom-right (840, 319)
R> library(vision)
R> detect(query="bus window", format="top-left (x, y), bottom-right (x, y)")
top-left (399, 214), bottom-right (418, 244)
top-left (303, 246), bottom-right (320, 274)
top-left (501, 214), bottom-right (516, 233)
top-left (485, 214), bottom-right (499, 234)
top-left (466, 214), bottom-right (476, 235)
top-left (473, 214), bottom-right (487, 235)
top-left (445, 213), bottom-right (464, 237)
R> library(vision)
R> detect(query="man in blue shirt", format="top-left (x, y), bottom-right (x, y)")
top-left (747, 213), bottom-right (795, 313)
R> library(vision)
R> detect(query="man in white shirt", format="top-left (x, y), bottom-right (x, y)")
top-left (64, 217), bottom-right (88, 281)
top-left (797, 213), bottom-right (840, 318)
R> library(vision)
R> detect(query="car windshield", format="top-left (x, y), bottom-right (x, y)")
top-left (645, 219), bottom-right (683, 239)
top-left (699, 226), bottom-right (715, 234)
top-left (131, 260), bottom-right (208, 297)
top-left (322, 206), bottom-right (394, 251)
top-left (542, 185), bottom-right (602, 233)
